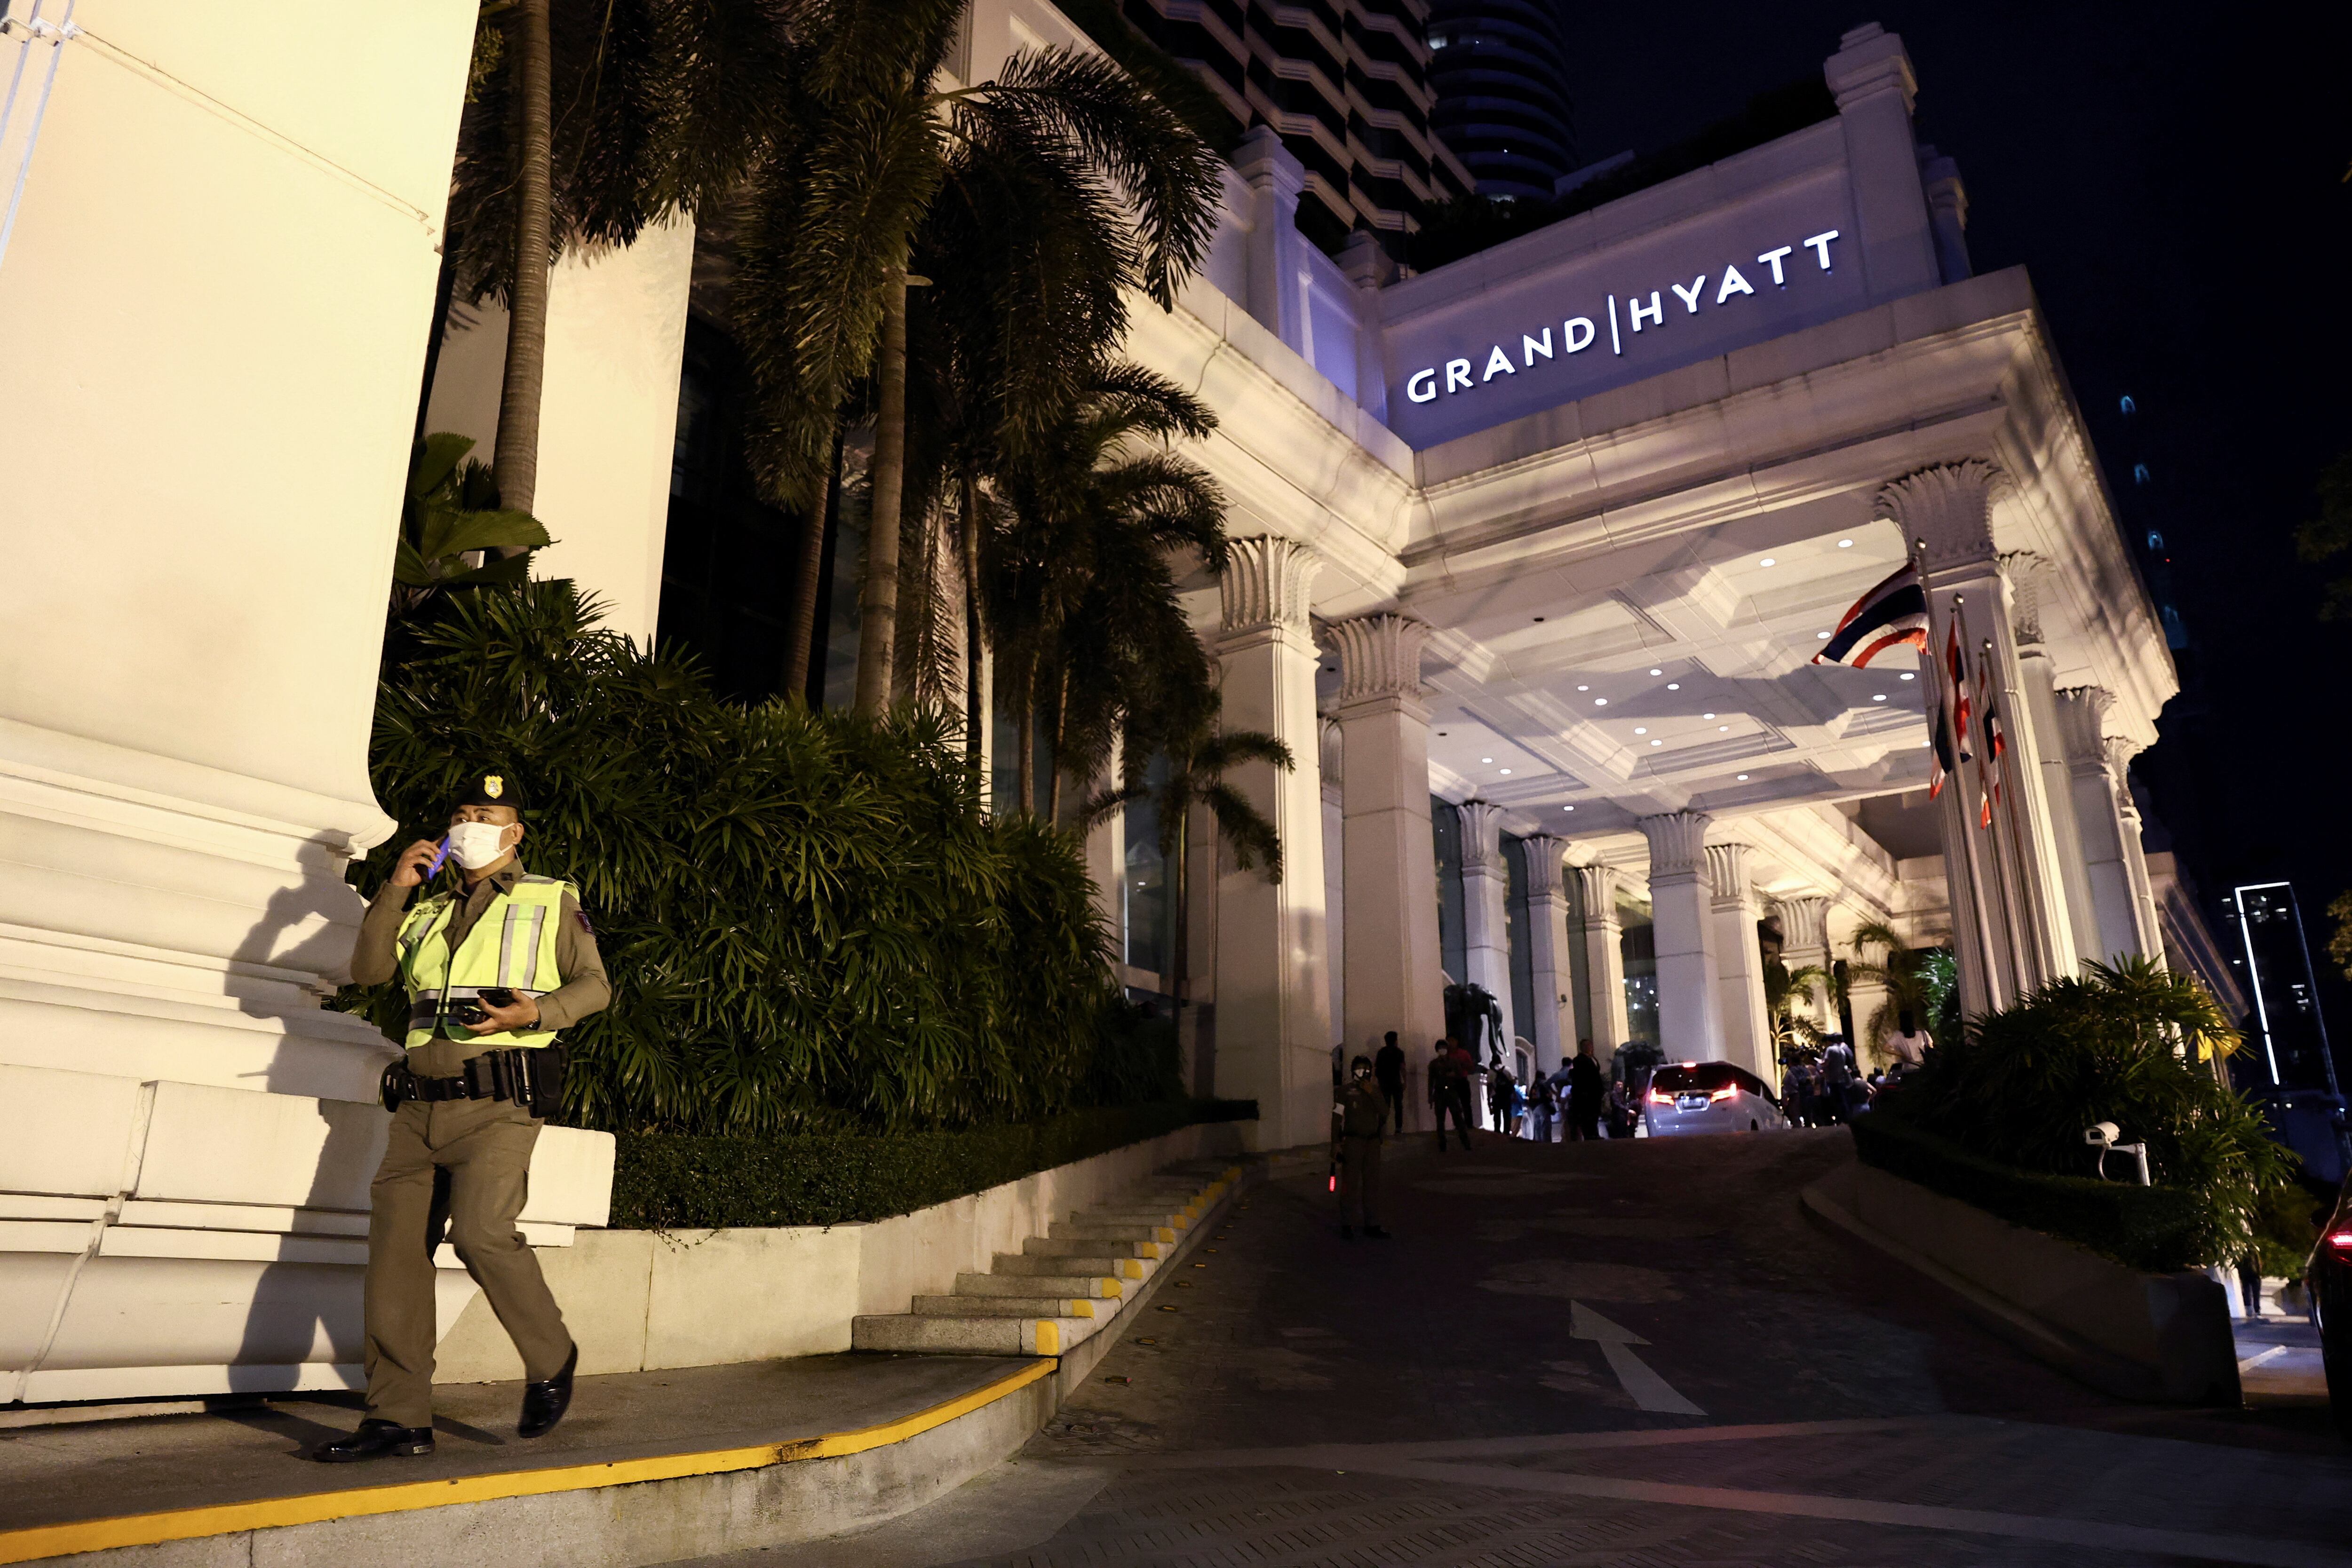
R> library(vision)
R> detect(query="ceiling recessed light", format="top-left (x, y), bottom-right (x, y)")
top-left (1594, 698), bottom-right (1607, 706)
top-left (1817, 631), bottom-right (1833, 640)
top-left (1666, 682), bottom-right (1680, 690)
top-left (1718, 724), bottom-right (1729, 731)
top-left (1499, 768), bottom-right (1512, 775)
top-left (1759, 557), bottom-right (1777, 567)
top-left (1649, 739), bottom-right (1662, 747)
top-left (1837, 539), bottom-right (1854, 548)
top-left (1872, 694), bottom-right (1887, 702)
top-left (1563, 805), bottom-right (1575, 812)
top-left (1703, 713), bottom-right (1715, 719)
top-left (1633, 727), bottom-right (1647, 735)
top-left (1576, 684), bottom-right (1589, 691)
top-left (1648, 668), bottom-right (1663, 676)
top-left (1899, 672), bottom-right (1915, 681)
top-left (1736, 773), bottom-right (1749, 781)
top-left (1481, 756), bottom-right (1494, 763)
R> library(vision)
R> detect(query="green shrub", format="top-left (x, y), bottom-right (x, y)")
top-left (1849, 1114), bottom-right (2208, 1273)
top-left (610, 1099), bottom-right (1255, 1229)
top-left (339, 580), bottom-right (1120, 1135)
top-left (1877, 958), bottom-right (2299, 1267)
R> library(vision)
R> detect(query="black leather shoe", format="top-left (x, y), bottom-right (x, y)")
top-left (315, 1418), bottom-right (434, 1463)
top-left (518, 1343), bottom-right (578, 1439)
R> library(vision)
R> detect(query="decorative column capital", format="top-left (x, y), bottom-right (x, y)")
top-left (2001, 550), bottom-right (2048, 646)
top-left (1826, 22), bottom-right (1918, 115)
top-left (1457, 799), bottom-right (1507, 874)
top-left (1876, 459), bottom-right (2006, 576)
top-left (1775, 895), bottom-right (1830, 952)
top-left (1571, 863), bottom-right (1621, 925)
top-left (1705, 842), bottom-right (1756, 908)
top-left (1219, 536), bottom-right (1319, 639)
top-left (1638, 809), bottom-right (1712, 878)
top-left (1519, 834), bottom-right (1568, 898)
top-left (2050, 685), bottom-right (2115, 766)
top-left (2103, 736), bottom-right (2145, 810)
top-left (1328, 612), bottom-right (1430, 704)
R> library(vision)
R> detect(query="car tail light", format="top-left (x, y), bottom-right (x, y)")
top-left (1647, 1086), bottom-right (1673, 1105)
top-left (2328, 1229), bottom-right (2352, 1255)
top-left (1708, 1086), bottom-right (1737, 1102)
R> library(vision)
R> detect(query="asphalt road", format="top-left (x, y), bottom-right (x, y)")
top-left (701, 1128), bottom-right (2352, 1568)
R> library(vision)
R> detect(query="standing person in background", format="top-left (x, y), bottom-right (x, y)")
top-left (1528, 1069), bottom-right (1557, 1143)
top-left (1886, 1011), bottom-right (1931, 1076)
top-left (1566, 1039), bottom-right (1605, 1141)
top-left (1332, 1054), bottom-right (1391, 1240)
top-left (1375, 1031), bottom-right (1407, 1134)
top-left (1432, 1037), bottom-right (1477, 1152)
top-left (1489, 1060), bottom-right (1517, 1134)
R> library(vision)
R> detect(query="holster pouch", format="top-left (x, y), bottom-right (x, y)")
top-left (382, 1045), bottom-right (568, 1120)
top-left (380, 1058), bottom-right (416, 1113)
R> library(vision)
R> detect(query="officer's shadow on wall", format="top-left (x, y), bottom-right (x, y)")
top-left (225, 854), bottom-right (402, 1408)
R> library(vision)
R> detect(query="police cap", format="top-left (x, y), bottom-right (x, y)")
top-left (451, 770), bottom-right (526, 815)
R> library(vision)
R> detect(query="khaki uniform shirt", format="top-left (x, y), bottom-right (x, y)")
top-left (350, 858), bottom-right (611, 1067)
top-left (1333, 1079), bottom-right (1387, 1141)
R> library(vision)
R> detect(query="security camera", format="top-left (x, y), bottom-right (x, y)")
top-left (2084, 1122), bottom-right (2120, 1148)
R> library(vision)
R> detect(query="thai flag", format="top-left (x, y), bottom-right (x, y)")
top-left (1815, 563), bottom-right (1930, 668)
top-left (1944, 621), bottom-right (1972, 761)
top-left (1980, 699), bottom-right (2008, 829)
top-left (1927, 692), bottom-right (1956, 800)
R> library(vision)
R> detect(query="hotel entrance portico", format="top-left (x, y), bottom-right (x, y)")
top-left (1101, 21), bottom-right (2176, 1148)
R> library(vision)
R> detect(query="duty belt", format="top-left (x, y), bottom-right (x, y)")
top-left (382, 1045), bottom-right (565, 1117)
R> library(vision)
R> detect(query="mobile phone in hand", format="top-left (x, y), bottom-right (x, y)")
top-left (478, 987), bottom-right (517, 1009)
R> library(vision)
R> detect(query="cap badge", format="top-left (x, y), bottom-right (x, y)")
top-left (483, 775), bottom-right (504, 800)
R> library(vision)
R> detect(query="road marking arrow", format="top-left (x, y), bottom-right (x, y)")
top-left (1570, 1301), bottom-right (1706, 1416)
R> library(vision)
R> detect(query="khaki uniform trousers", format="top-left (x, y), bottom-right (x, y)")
top-left (1338, 1134), bottom-right (1383, 1229)
top-left (364, 1089), bottom-right (572, 1427)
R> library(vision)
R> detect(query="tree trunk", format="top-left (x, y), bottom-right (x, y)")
top-left (784, 421), bottom-right (845, 701)
top-left (960, 466), bottom-right (985, 776)
top-left (1046, 679), bottom-right (1068, 825)
top-left (853, 262), bottom-right (910, 716)
top-left (491, 0), bottom-right (554, 522)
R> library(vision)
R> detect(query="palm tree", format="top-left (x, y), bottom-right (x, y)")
top-left (1761, 958), bottom-right (1828, 1061)
top-left (439, 0), bottom-right (793, 514)
top-left (1846, 920), bottom-right (1947, 1057)
top-left (1085, 697), bottom-right (1291, 1062)
top-left (985, 366), bottom-right (1225, 816)
top-left (732, 8), bottom-right (1223, 717)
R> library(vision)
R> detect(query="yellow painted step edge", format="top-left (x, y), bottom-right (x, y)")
top-left (0, 1357), bottom-right (1059, 1567)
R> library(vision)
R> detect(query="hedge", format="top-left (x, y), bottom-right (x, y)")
top-left (1849, 1112), bottom-right (2208, 1274)
top-left (609, 1098), bottom-right (1255, 1230)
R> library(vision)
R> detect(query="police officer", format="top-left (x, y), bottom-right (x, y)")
top-left (1332, 1054), bottom-right (1391, 1241)
top-left (318, 772), bottom-right (610, 1462)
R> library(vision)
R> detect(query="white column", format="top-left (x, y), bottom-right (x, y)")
top-left (2109, 739), bottom-right (2167, 965)
top-left (2010, 559), bottom-right (2102, 972)
top-left (0, 6), bottom-right (620, 1404)
top-left (1571, 863), bottom-right (1631, 1050)
top-left (1456, 800), bottom-right (1517, 1052)
top-left (1708, 844), bottom-right (1774, 1082)
top-left (422, 217), bottom-right (694, 647)
top-left (1520, 836), bottom-right (1573, 1075)
top-left (1211, 538), bottom-right (1332, 1150)
top-left (1330, 614), bottom-right (1447, 1066)
top-left (1641, 812), bottom-right (1725, 1061)
top-left (1823, 24), bottom-right (1941, 300)
top-left (1883, 459), bottom-right (2082, 1014)
top-left (1230, 126), bottom-right (1311, 355)
top-left (1082, 740), bottom-right (1125, 966)
top-left (1320, 717), bottom-right (1346, 1046)
top-left (2051, 688), bottom-right (2164, 968)
top-left (1776, 895), bottom-right (1834, 1028)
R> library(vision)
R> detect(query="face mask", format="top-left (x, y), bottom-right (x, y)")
top-left (445, 820), bottom-right (512, 871)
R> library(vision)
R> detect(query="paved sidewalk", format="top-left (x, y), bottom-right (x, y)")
top-left (690, 1131), bottom-right (2352, 1568)
top-left (0, 1353), bottom-right (1027, 1536)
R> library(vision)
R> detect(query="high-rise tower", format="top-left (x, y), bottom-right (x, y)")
top-left (1424, 0), bottom-right (1574, 200)
top-left (1119, 0), bottom-right (1473, 253)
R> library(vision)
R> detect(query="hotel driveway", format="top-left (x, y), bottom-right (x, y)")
top-left (701, 1129), bottom-right (2352, 1568)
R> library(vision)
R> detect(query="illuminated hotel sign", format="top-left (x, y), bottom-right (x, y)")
top-left (1376, 179), bottom-right (1875, 451)
top-left (1401, 231), bottom-right (1843, 407)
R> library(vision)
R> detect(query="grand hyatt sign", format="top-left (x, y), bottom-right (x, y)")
top-left (1379, 209), bottom-right (1872, 450)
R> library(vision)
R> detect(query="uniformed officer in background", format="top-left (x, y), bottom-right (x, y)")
top-left (317, 772), bottom-right (610, 1462)
top-left (1332, 1054), bottom-right (1391, 1241)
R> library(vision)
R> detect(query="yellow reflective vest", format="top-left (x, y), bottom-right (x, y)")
top-left (394, 874), bottom-right (573, 1050)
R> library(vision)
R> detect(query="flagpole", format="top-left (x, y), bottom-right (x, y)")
top-left (1940, 583), bottom-right (2008, 1014)
top-left (1988, 629), bottom-right (2045, 988)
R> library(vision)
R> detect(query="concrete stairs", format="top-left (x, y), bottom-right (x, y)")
top-left (852, 1161), bottom-right (1238, 1357)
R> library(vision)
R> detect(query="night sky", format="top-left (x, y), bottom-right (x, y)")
top-left (1563, 4), bottom-right (2352, 1017)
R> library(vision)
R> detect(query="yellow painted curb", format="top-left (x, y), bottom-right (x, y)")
top-left (0, 1358), bottom-right (1058, 1566)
